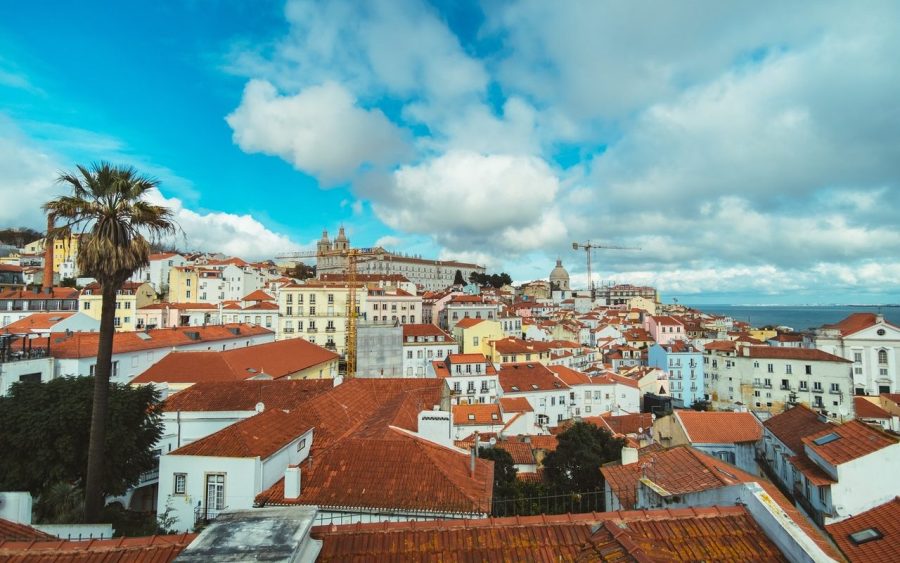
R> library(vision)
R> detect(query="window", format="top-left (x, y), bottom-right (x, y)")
top-left (805, 365), bottom-right (812, 375)
top-left (878, 349), bottom-right (888, 364)
top-left (767, 363), bottom-right (774, 373)
top-left (799, 381), bottom-right (808, 391)
top-left (831, 383), bottom-right (840, 393)
top-left (853, 352), bottom-right (862, 363)
top-left (407, 350), bottom-right (413, 359)
top-left (296, 438), bottom-right (306, 451)
top-left (174, 473), bottom-right (187, 495)
top-left (83, 301), bottom-right (91, 310)
top-left (205, 474), bottom-right (225, 512)
top-left (785, 364), bottom-right (792, 374)
top-left (813, 381), bottom-right (823, 392)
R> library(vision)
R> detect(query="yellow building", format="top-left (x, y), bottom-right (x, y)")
top-left (487, 337), bottom-right (553, 366)
top-left (79, 281), bottom-right (157, 331)
top-left (24, 235), bottom-right (84, 278)
top-left (452, 318), bottom-right (505, 355)
top-left (168, 265), bottom-right (200, 303)
top-left (748, 328), bottom-right (778, 342)
top-left (278, 282), bottom-right (356, 358)
top-left (626, 296), bottom-right (657, 316)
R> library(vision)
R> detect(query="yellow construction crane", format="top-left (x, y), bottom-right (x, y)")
top-left (572, 240), bottom-right (640, 300)
top-left (275, 247), bottom-right (379, 377)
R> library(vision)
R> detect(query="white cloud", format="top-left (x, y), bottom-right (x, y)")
top-left (145, 189), bottom-right (302, 260)
top-left (369, 151), bottom-right (568, 259)
top-left (0, 116), bottom-right (64, 228)
top-left (226, 80), bottom-right (411, 184)
top-left (373, 235), bottom-right (401, 249)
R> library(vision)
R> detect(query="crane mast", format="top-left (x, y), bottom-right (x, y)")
top-left (571, 240), bottom-right (640, 300)
top-left (275, 247), bottom-right (379, 378)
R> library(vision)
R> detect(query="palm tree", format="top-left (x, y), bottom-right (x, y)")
top-left (44, 163), bottom-right (176, 522)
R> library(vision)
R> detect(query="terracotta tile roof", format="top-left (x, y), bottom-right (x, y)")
top-left (823, 312), bottom-right (899, 336)
top-left (510, 434), bottom-right (558, 452)
top-left (132, 338), bottom-right (337, 384)
top-left (704, 340), bottom-right (739, 352)
top-left (789, 454), bottom-right (836, 486)
top-left (499, 397), bottom-right (533, 413)
top-left (448, 353), bottom-right (491, 364)
top-left (598, 413), bottom-right (653, 436)
top-left (170, 408), bottom-right (312, 458)
top-left (674, 411), bottom-right (763, 443)
top-left (161, 379), bottom-right (332, 412)
top-left (1, 312), bottom-right (76, 333)
top-left (47, 323), bottom-right (272, 359)
top-left (0, 287), bottom-right (79, 300)
top-left (826, 497), bottom-right (900, 563)
top-left (0, 519), bottom-right (55, 541)
top-left (258, 429), bottom-right (494, 515)
top-left (516, 470), bottom-right (544, 483)
top-left (453, 403), bottom-right (503, 425)
top-left (652, 315), bottom-right (683, 326)
top-left (770, 333), bottom-right (804, 342)
top-left (590, 372), bottom-right (641, 389)
top-left (854, 397), bottom-right (893, 419)
top-left (148, 252), bottom-right (179, 260)
top-left (549, 365), bottom-right (592, 385)
top-left (454, 317), bottom-right (485, 328)
top-left (311, 506), bottom-right (783, 562)
top-left (802, 419), bottom-right (898, 466)
top-left (242, 289), bottom-right (274, 302)
top-left (499, 362), bottom-right (569, 393)
top-left (494, 441), bottom-right (536, 465)
top-left (0, 533), bottom-right (195, 562)
top-left (763, 404), bottom-right (834, 454)
top-left (242, 301), bottom-right (279, 311)
top-left (747, 346), bottom-right (851, 363)
top-left (138, 302), bottom-right (218, 310)
top-left (401, 323), bottom-right (455, 341)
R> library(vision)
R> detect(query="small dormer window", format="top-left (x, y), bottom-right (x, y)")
top-left (468, 414), bottom-right (475, 421)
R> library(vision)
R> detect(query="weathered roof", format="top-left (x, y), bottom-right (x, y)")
top-left (763, 404), bottom-right (833, 454)
top-left (170, 408), bottom-right (312, 458)
top-left (0, 533), bottom-right (195, 562)
top-left (854, 397), bottom-right (893, 420)
top-left (802, 420), bottom-right (898, 466)
top-left (132, 338), bottom-right (337, 384)
top-left (746, 346), bottom-right (851, 363)
top-left (674, 410), bottom-right (763, 444)
top-left (826, 497), bottom-right (900, 563)
top-left (453, 403), bottom-right (503, 426)
top-left (499, 397), bottom-right (533, 413)
top-left (311, 506), bottom-right (786, 562)
top-left (161, 380), bottom-right (332, 412)
top-left (0, 519), bottom-right (55, 542)
top-left (823, 312), bottom-right (899, 336)
top-left (499, 362), bottom-right (569, 393)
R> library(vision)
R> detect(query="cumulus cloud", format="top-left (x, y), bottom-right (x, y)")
top-left (369, 151), bottom-right (568, 259)
top-left (226, 80), bottom-right (411, 183)
top-left (145, 189), bottom-right (301, 260)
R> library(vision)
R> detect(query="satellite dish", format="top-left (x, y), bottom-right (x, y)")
top-left (489, 437), bottom-right (497, 446)
top-left (255, 402), bottom-right (265, 413)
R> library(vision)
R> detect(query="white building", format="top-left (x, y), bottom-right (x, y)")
top-left (130, 252), bottom-right (187, 293)
top-left (363, 287), bottom-right (422, 325)
top-left (549, 365), bottom-right (641, 417)
top-left (430, 354), bottom-right (501, 405)
top-left (497, 362), bottom-right (571, 427)
top-left (704, 342), bottom-right (855, 420)
top-left (811, 313), bottom-right (899, 395)
top-left (440, 295), bottom-right (501, 332)
top-left (402, 324), bottom-right (458, 378)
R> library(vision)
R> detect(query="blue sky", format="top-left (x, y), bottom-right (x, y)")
top-left (1, 1), bottom-right (899, 304)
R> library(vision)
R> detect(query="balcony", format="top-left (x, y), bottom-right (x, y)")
top-left (325, 327), bottom-right (336, 333)
top-left (829, 389), bottom-right (842, 395)
top-left (282, 328), bottom-right (295, 334)
top-left (780, 385), bottom-right (791, 391)
top-left (136, 466), bottom-right (159, 486)
top-left (812, 388), bottom-right (824, 394)
top-left (307, 327), bottom-right (318, 333)
top-left (763, 384), bottom-right (772, 389)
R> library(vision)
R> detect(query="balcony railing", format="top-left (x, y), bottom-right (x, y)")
top-left (137, 467), bottom-right (159, 485)
top-left (325, 327), bottom-right (336, 333)
top-left (812, 388), bottom-right (824, 394)
top-left (194, 505), bottom-right (225, 526)
top-left (307, 327), bottom-right (318, 333)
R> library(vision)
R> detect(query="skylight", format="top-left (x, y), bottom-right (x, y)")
top-left (531, 384), bottom-right (539, 390)
top-left (813, 433), bottom-right (841, 446)
top-left (849, 528), bottom-right (883, 545)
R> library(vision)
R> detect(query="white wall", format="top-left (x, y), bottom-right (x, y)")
top-left (830, 442), bottom-right (900, 523)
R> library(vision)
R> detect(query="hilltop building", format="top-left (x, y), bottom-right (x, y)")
top-left (315, 228), bottom-right (484, 291)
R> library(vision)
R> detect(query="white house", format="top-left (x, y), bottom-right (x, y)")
top-left (498, 362), bottom-right (571, 427)
top-left (158, 408), bottom-right (314, 531)
top-left (402, 324), bottom-right (458, 378)
top-left (130, 252), bottom-right (187, 293)
top-left (653, 410), bottom-right (763, 475)
top-left (430, 353), bottom-right (501, 405)
top-left (811, 313), bottom-right (900, 395)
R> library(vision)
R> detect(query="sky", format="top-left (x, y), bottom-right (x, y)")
top-left (1, 1), bottom-right (899, 305)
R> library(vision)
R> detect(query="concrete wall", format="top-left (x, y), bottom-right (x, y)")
top-left (356, 323), bottom-right (403, 378)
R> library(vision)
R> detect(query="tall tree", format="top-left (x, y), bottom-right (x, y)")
top-left (453, 269), bottom-right (465, 285)
top-left (543, 422), bottom-right (625, 495)
top-left (0, 377), bottom-right (164, 514)
top-left (43, 163), bottom-right (175, 522)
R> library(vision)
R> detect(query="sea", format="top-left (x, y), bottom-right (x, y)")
top-left (684, 304), bottom-right (900, 332)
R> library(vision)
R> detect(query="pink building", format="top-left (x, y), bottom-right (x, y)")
top-left (645, 315), bottom-right (685, 346)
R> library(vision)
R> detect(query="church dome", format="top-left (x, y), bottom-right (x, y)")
top-left (550, 258), bottom-right (570, 290)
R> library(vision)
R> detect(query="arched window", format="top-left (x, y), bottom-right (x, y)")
top-left (878, 349), bottom-right (888, 364)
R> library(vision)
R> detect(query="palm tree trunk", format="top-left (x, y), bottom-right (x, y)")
top-left (83, 283), bottom-right (118, 522)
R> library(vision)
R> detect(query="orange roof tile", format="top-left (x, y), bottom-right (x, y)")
top-left (1, 312), bottom-right (76, 333)
top-left (448, 353), bottom-right (490, 364)
top-left (499, 362), bottom-right (569, 393)
top-left (132, 338), bottom-right (337, 384)
top-left (493, 441), bottom-right (535, 465)
top-left (854, 397), bottom-right (893, 419)
top-left (499, 397), bottom-right (533, 413)
top-left (453, 403), bottom-right (503, 425)
top-left (823, 312), bottom-right (899, 336)
top-left (789, 454), bottom-right (836, 486)
top-left (802, 420), bottom-right (898, 466)
top-left (138, 302), bottom-right (218, 310)
top-left (311, 506), bottom-right (784, 562)
top-left (47, 323), bottom-right (272, 359)
top-left (0, 519), bottom-right (55, 541)
top-left (747, 346), bottom-right (851, 363)
top-left (0, 533), bottom-right (195, 562)
top-left (674, 411), bottom-right (763, 443)
top-left (162, 380), bottom-right (332, 412)
top-left (454, 317), bottom-right (485, 328)
top-left (401, 323), bottom-right (455, 341)
top-left (0, 287), bottom-right (79, 300)
top-left (549, 365), bottom-right (592, 386)
top-left (242, 289), bottom-right (274, 302)
top-left (171, 408), bottom-right (312, 458)
top-left (826, 497), bottom-right (900, 563)
top-left (598, 413), bottom-right (653, 436)
top-left (763, 404), bottom-right (833, 454)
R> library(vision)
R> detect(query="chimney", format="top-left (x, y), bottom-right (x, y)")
top-left (42, 215), bottom-right (54, 291)
top-left (284, 466), bottom-right (301, 499)
top-left (621, 447), bottom-right (638, 466)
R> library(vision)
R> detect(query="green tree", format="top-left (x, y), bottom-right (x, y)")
top-left (44, 163), bottom-right (175, 521)
top-left (453, 269), bottom-right (465, 285)
top-left (0, 376), bottom-right (164, 519)
top-left (542, 422), bottom-right (624, 495)
top-left (690, 399), bottom-right (711, 411)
